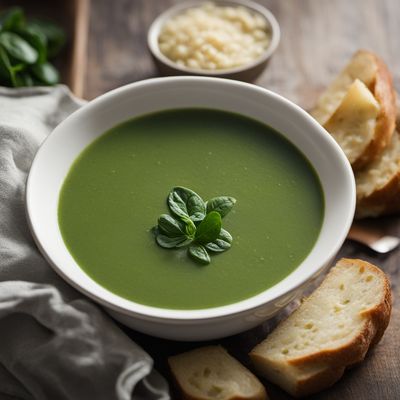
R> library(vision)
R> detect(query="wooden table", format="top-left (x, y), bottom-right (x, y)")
top-left (84, 1), bottom-right (400, 399)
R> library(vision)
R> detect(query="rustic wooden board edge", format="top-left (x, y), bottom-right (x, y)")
top-left (69, 0), bottom-right (90, 98)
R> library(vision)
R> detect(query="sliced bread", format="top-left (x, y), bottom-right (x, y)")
top-left (249, 258), bottom-right (391, 397)
top-left (169, 346), bottom-right (268, 400)
top-left (246, 362), bottom-right (345, 399)
top-left (323, 79), bottom-right (380, 165)
top-left (355, 128), bottom-right (400, 218)
top-left (311, 50), bottom-right (396, 169)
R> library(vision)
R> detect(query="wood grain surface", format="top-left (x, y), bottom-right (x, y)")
top-left (84, 1), bottom-right (400, 399)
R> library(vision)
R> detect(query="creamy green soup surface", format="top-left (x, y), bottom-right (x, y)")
top-left (58, 109), bottom-right (324, 310)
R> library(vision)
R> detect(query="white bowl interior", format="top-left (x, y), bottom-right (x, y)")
top-left (26, 77), bottom-right (355, 321)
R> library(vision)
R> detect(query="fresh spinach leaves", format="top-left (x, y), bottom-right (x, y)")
top-left (28, 19), bottom-right (66, 58)
top-left (206, 196), bottom-right (236, 217)
top-left (194, 211), bottom-right (221, 244)
top-left (188, 244), bottom-right (211, 265)
top-left (153, 187), bottom-right (236, 265)
top-left (0, 7), bottom-right (25, 32)
top-left (0, 7), bottom-right (65, 87)
top-left (0, 32), bottom-right (38, 64)
top-left (205, 228), bottom-right (233, 253)
top-left (168, 186), bottom-right (206, 222)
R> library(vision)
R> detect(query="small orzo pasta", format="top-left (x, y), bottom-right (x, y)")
top-left (158, 2), bottom-right (271, 70)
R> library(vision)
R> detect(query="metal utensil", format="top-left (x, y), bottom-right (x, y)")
top-left (347, 222), bottom-right (400, 253)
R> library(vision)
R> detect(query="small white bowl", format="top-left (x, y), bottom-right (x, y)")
top-left (26, 77), bottom-right (355, 341)
top-left (147, 0), bottom-right (280, 82)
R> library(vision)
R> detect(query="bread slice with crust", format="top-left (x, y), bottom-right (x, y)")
top-left (249, 258), bottom-right (392, 397)
top-left (311, 50), bottom-right (396, 170)
top-left (169, 346), bottom-right (268, 400)
top-left (249, 362), bottom-right (345, 399)
top-left (323, 79), bottom-right (380, 165)
top-left (355, 128), bottom-right (400, 218)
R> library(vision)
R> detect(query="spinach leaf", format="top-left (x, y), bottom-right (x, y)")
top-left (15, 71), bottom-right (34, 87)
top-left (11, 62), bottom-right (25, 72)
top-left (184, 217), bottom-right (196, 238)
top-left (0, 58), bottom-right (9, 83)
top-left (188, 244), bottom-right (211, 265)
top-left (219, 228), bottom-right (233, 243)
top-left (158, 214), bottom-right (186, 237)
top-left (31, 62), bottom-right (59, 85)
top-left (205, 228), bottom-right (232, 253)
top-left (153, 187), bottom-right (236, 265)
top-left (28, 20), bottom-right (66, 58)
top-left (0, 7), bottom-right (65, 87)
top-left (168, 186), bottom-right (206, 222)
top-left (0, 32), bottom-right (38, 64)
top-left (18, 26), bottom-right (47, 64)
top-left (155, 214), bottom-right (196, 249)
top-left (194, 211), bottom-right (222, 244)
top-left (156, 233), bottom-right (192, 249)
top-left (206, 196), bottom-right (236, 218)
top-left (158, 214), bottom-right (196, 238)
top-left (0, 7), bottom-right (25, 31)
top-left (0, 45), bottom-right (16, 86)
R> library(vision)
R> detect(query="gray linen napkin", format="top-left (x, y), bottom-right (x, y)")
top-left (0, 85), bottom-right (170, 400)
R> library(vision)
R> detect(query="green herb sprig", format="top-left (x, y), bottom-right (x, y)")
top-left (153, 187), bottom-right (236, 265)
top-left (0, 7), bottom-right (66, 87)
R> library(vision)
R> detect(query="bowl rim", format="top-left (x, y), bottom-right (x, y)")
top-left (26, 76), bottom-right (356, 322)
top-left (147, 0), bottom-right (281, 76)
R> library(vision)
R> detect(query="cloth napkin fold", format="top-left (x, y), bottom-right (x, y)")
top-left (0, 85), bottom-right (170, 400)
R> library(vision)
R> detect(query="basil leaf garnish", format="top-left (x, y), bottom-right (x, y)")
top-left (156, 233), bottom-right (192, 249)
top-left (205, 228), bottom-right (232, 253)
top-left (219, 228), bottom-right (233, 242)
top-left (194, 211), bottom-right (222, 244)
top-left (153, 187), bottom-right (236, 265)
top-left (188, 244), bottom-right (211, 265)
top-left (184, 217), bottom-right (196, 238)
top-left (168, 186), bottom-right (206, 222)
top-left (206, 196), bottom-right (236, 218)
top-left (158, 214), bottom-right (186, 237)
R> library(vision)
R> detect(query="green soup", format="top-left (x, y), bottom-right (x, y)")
top-left (58, 109), bottom-right (324, 310)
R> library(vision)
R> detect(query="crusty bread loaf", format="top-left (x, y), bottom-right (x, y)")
top-left (249, 258), bottom-right (392, 397)
top-left (169, 346), bottom-right (268, 400)
top-left (355, 128), bottom-right (400, 218)
top-left (311, 50), bottom-right (396, 170)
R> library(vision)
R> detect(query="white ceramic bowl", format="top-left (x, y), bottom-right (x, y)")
top-left (147, 0), bottom-right (280, 82)
top-left (26, 77), bottom-right (355, 341)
